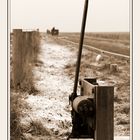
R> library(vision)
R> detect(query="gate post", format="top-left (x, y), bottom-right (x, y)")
top-left (95, 86), bottom-right (114, 140)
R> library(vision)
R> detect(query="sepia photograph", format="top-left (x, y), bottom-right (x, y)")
top-left (9, 0), bottom-right (131, 140)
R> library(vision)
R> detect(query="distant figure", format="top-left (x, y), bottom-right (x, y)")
top-left (51, 27), bottom-right (55, 35)
top-left (51, 27), bottom-right (59, 36)
top-left (95, 51), bottom-right (104, 63)
top-left (52, 27), bottom-right (55, 31)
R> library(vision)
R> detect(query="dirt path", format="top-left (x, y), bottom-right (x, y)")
top-left (22, 37), bottom-right (78, 139)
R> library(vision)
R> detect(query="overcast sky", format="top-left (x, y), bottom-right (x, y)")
top-left (11, 0), bottom-right (130, 32)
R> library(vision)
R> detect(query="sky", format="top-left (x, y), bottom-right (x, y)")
top-left (11, 0), bottom-right (130, 32)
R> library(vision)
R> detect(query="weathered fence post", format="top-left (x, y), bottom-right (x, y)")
top-left (12, 29), bottom-right (24, 89)
top-left (95, 86), bottom-right (114, 140)
top-left (31, 31), bottom-right (40, 63)
top-left (21, 31), bottom-right (33, 89)
top-left (12, 29), bottom-right (40, 90)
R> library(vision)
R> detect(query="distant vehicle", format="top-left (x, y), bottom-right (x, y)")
top-left (47, 27), bottom-right (59, 36)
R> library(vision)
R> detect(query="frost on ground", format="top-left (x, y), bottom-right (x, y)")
top-left (21, 37), bottom-right (78, 139)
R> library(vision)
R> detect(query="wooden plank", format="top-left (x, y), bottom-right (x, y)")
top-left (12, 29), bottom-right (39, 90)
top-left (95, 86), bottom-right (114, 140)
top-left (12, 29), bottom-right (23, 88)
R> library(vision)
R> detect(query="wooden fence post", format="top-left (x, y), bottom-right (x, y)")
top-left (95, 86), bottom-right (114, 140)
top-left (20, 31), bottom-right (33, 89)
top-left (12, 29), bottom-right (23, 89)
top-left (12, 29), bottom-right (40, 91)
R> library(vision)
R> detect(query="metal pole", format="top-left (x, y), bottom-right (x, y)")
top-left (73, 0), bottom-right (89, 95)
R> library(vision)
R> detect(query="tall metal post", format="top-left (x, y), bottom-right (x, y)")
top-left (68, 1), bottom-right (89, 138)
top-left (73, 0), bottom-right (89, 97)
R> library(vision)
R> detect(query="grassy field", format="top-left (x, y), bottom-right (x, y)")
top-left (59, 32), bottom-right (130, 56)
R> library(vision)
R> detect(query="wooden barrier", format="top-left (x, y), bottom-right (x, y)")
top-left (95, 86), bottom-right (114, 140)
top-left (12, 29), bottom-right (24, 89)
top-left (12, 29), bottom-right (40, 90)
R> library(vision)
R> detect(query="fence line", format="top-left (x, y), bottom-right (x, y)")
top-left (12, 29), bottom-right (40, 90)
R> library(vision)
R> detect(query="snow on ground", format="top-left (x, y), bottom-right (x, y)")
top-left (22, 37), bottom-right (77, 137)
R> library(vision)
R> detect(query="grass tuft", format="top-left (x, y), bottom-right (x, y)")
top-left (27, 119), bottom-right (51, 136)
top-left (10, 91), bottom-right (29, 140)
